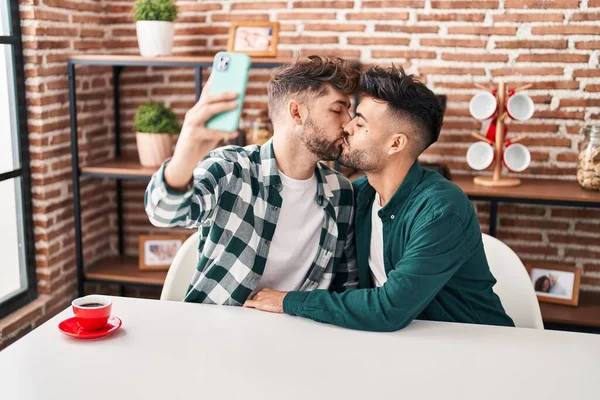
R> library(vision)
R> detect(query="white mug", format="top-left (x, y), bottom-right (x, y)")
top-left (466, 141), bottom-right (495, 171)
top-left (506, 93), bottom-right (534, 121)
top-left (503, 143), bottom-right (531, 172)
top-left (469, 91), bottom-right (497, 121)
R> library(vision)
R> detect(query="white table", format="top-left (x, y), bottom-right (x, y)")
top-left (1, 296), bottom-right (599, 400)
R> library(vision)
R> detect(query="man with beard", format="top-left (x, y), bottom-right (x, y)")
top-left (145, 56), bottom-right (359, 305)
top-left (245, 66), bottom-right (515, 331)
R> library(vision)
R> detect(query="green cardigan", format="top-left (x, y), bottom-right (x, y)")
top-left (283, 162), bottom-right (514, 332)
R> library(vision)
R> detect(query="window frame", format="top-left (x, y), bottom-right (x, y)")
top-left (0, 0), bottom-right (37, 319)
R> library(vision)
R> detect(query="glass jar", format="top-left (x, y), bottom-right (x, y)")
top-left (250, 110), bottom-right (273, 145)
top-left (577, 124), bottom-right (600, 191)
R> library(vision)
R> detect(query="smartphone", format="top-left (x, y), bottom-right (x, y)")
top-left (205, 52), bottom-right (251, 132)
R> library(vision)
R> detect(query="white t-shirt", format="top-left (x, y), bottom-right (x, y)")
top-left (369, 193), bottom-right (387, 287)
top-left (257, 170), bottom-right (324, 291)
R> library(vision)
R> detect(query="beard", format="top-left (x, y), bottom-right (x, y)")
top-left (300, 116), bottom-right (343, 161)
top-left (338, 136), bottom-right (380, 171)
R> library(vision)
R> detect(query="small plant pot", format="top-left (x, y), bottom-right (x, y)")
top-left (136, 21), bottom-right (174, 57)
top-left (136, 132), bottom-right (173, 167)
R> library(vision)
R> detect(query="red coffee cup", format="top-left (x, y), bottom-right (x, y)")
top-left (71, 295), bottom-right (112, 331)
top-left (485, 118), bottom-right (498, 142)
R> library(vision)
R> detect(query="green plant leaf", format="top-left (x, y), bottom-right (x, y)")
top-left (134, 102), bottom-right (181, 135)
top-left (133, 0), bottom-right (178, 22)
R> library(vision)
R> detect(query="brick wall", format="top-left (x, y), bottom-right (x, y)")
top-left (1, 0), bottom-right (600, 349)
top-left (111, 0), bottom-right (600, 286)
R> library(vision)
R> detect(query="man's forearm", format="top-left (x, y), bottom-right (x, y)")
top-left (164, 141), bottom-right (215, 192)
top-left (283, 288), bottom-right (415, 332)
top-left (162, 82), bottom-right (239, 192)
top-left (283, 261), bottom-right (457, 332)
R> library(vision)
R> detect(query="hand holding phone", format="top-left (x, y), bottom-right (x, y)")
top-left (179, 77), bottom-right (240, 143)
top-left (164, 78), bottom-right (239, 192)
top-left (205, 52), bottom-right (251, 132)
top-left (164, 52), bottom-right (250, 191)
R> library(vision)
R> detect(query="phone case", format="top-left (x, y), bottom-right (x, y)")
top-left (205, 52), bottom-right (251, 132)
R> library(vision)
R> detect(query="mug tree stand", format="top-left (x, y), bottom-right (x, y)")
top-left (470, 81), bottom-right (531, 188)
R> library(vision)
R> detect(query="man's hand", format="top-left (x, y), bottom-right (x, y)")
top-left (243, 288), bottom-right (287, 313)
top-left (164, 78), bottom-right (240, 191)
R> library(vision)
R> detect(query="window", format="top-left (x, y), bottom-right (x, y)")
top-left (0, 0), bottom-right (36, 318)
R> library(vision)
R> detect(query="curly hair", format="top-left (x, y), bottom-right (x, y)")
top-left (359, 65), bottom-right (444, 154)
top-left (267, 55), bottom-right (360, 120)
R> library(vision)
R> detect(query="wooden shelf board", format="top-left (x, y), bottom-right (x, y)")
top-left (70, 54), bottom-right (214, 63)
top-left (451, 175), bottom-right (600, 204)
top-left (85, 256), bottom-right (167, 286)
top-left (80, 158), bottom-right (158, 178)
top-left (347, 170), bottom-right (600, 205)
top-left (539, 291), bottom-right (600, 328)
top-left (68, 54), bottom-right (292, 66)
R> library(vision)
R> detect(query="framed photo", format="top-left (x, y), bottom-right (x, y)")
top-left (138, 235), bottom-right (188, 271)
top-left (526, 263), bottom-right (581, 306)
top-left (228, 21), bottom-right (279, 57)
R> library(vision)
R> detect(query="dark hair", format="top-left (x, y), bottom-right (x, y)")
top-left (534, 276), bottom-right (550, 292)
top-left (359, 66), bottom-right (444, 154)
top-left (267, 55), bottom-right (360, 120)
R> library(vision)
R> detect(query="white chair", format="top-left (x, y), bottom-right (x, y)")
top-left (160, 232), bottom-right (200, 301)
top-left (482, 233), bottom-right (544, 329)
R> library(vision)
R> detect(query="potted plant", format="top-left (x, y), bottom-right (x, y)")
top-left (133, 0), bottom-right (178, 57)
top-left (134, 102), bottom-right (180, 167)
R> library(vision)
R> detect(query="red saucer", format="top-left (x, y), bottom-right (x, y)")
top-left (58, 315), bottom-right (122, 339)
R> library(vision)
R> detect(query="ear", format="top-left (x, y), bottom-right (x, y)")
top-left (287, 99), bottom-right (307, 126)
top-left (388, 133), bottom-right (409, 156)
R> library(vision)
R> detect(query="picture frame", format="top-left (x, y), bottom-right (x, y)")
top-left (138, 234), bottom-right (188, 271)
top-left (227, 21), bottom-right (279, 58)
top-left (525, 263), bottom-right (581, 306)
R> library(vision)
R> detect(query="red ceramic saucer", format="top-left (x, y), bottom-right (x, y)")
top-left (58, 315), bottom-right (122, 339)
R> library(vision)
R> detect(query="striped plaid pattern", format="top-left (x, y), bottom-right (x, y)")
top-left (145, 139), bottom-right (357, 306)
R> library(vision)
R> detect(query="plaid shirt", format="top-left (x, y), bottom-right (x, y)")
top-left (144, 140), bottom-right (357, 306)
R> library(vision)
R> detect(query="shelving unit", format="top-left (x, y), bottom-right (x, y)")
top-left (68, 55), bottom-right (291, 296)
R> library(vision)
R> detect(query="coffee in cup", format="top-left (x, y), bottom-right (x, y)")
top-left (71, 295), bottom-right (112, 331)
